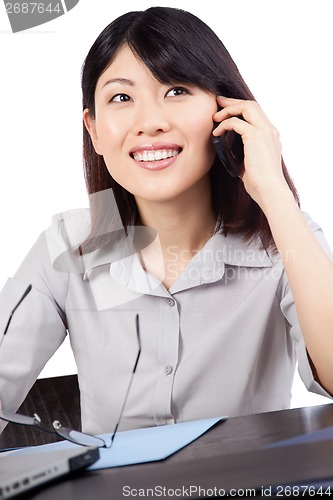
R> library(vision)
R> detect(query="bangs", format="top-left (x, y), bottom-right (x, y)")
top-left (124, 8), bottom-right (225, 94)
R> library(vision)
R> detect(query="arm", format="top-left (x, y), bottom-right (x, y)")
top-left (213, 96), bottom-right (333, 395)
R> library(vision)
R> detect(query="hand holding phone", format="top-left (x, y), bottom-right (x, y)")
top-left (212, 131), bottom-right (244, 178)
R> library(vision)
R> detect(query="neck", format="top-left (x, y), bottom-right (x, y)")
top-left (135, 183), bottom-right (216, 255)
top-left (134, 179), bottom-right (217, 290)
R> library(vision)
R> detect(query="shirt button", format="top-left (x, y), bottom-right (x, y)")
top-left (167, 298), bottom-right (175, 307)
top-left (165, 365), bottom-right (173, 376)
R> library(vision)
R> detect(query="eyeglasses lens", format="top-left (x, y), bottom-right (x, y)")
top-left (54, 425), bottom-right (106, 448)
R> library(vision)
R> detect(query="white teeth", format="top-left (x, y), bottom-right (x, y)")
top-left (133, 149), bottom-right (180, 162)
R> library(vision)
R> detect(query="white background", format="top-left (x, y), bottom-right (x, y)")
top-left (0, 0), bottom-right (332, 408)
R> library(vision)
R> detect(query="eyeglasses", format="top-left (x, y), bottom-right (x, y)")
top-left (0, 314), bottom-right (141, 450)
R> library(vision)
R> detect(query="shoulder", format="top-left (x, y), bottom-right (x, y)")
top-left (11, 210), bottom-right (91, 303)
top-left (45, 208), bottom-right (91, 260)
top-left (44, 207), bottom-right (133, 276)
top-left (48, 208), bottom-right (92, 241)
top-left (38, 208), bottom-right (92, 275)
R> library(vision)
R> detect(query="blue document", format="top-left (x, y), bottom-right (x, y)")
top-left (8, 417), bottom-right (225, 471)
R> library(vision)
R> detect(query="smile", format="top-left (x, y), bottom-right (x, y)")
top-left (132, 149), bottom-right (181, 162)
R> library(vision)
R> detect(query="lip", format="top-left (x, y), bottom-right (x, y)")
top-left (129, 142), bottom-right (182, 171)
top-left (135, 155), bottom-right (180, 171)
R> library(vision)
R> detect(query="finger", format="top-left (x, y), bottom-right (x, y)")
top-left (212, 116), bottom-right (251, 137)
top-left (216, 96), bottom-right (243, 106)
top-left (215, 98), bottom-right (270, 127)
top-left (214, 101), bottom-right (262, 124)
top-left (216, 96), bottom-right (248, 114)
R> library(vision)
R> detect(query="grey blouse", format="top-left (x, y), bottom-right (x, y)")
top-left (0, 208), bottom-right (332, 435)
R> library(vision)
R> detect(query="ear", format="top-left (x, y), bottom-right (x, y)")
top-left (83, 109), bottom-right (103, 155)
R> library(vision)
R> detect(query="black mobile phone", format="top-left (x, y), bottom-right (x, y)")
top-left (212, 130), bottom-right (244, 178)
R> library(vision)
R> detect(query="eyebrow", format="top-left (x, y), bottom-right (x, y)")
top-left (102, 78), bottom-right (135, 89)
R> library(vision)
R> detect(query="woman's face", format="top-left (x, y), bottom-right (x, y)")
top-left (84, 44), bottom-right (217, 204)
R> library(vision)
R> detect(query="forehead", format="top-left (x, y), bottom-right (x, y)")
top-left (96, 44), bottom-right (156, 90)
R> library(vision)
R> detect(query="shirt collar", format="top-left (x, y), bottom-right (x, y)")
top-left (216, 231), bottom-right (277, 268)
top-left (49, 209), bottom-right (277, 296)
top-left (109, 230), bottom-right (277, 295)
top-left (168, 231), bottom-right (276, 293)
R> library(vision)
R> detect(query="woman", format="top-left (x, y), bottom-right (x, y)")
top-left (0, 6), bottom-right (332, 436)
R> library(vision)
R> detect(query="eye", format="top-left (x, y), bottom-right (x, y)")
top-left (166, 86), bottom-right (190, 97)
top-left (109, 93), bottom-right (131, 103)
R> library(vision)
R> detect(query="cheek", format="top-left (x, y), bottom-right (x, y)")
top-left (96, 118), bottom-right (121, 148)
top-left (94, 107), bottom-right (130, 152)
top-left (186, 107), bottom-right (215, 141)
top-left (94, 117), bottom-right (128, 181)
top-left (186, 110), bottom-right (215, 162)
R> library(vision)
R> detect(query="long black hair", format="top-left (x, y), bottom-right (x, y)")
top-left (80, 6), bottom-right (299, 253)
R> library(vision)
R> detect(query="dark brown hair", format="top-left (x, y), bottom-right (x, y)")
top-left (80, 6), bottom-right (299, 253)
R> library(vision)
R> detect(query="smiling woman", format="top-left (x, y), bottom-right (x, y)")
top-left (0, 6), bottom-right (333, 438)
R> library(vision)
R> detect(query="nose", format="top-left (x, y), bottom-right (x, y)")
top-left (132, 99), bottom-right (171, 137)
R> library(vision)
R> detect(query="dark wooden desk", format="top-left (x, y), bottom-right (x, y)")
top-left (25, 403), bottom-right (333, 499)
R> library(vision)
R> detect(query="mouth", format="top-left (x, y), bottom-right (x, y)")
top-left (131, 148), bottom-right (181, 162)
top-left (130, 146), bottom-right (182, 170)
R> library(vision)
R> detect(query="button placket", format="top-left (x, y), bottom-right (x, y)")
top-left (151, 296), bottom-right (179, 425)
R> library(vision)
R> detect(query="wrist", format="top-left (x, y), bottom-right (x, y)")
top-left (256, 182), bottom-right (297, 216)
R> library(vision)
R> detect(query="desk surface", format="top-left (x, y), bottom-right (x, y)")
top-left (25, 403), bottom-right (333, 499)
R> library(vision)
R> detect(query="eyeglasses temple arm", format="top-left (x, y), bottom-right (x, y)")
top-left (2, 284), bottom-right (32, 337)
top-left (109, 314), bottom-right (142, 448)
